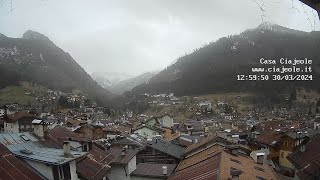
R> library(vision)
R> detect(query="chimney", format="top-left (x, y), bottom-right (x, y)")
top-left (106, 144), bottom-right (111, 150)
top-left (63, 141), bottom-right (72, 157)
top-left (257, 153), bottom-right (265, 165)
top-left (194, 138), bottom-right (198, 143)
top-left (230, 169), bottom-right (242, 180)
top-left (162, 166), bottom-right (167, 175)
top-left (4, 105), bottom-right (8, 115)
top-left (121, 148), bottom-right (126, 156)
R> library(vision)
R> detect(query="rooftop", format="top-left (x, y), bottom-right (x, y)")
top-left (0, 144), bottom-right (45, 180)
top-left (219, 150), bottom-right (278, 179)
top-left (184, 135), bottom-right (232, 156)
top-left (169, 151), bottom-right (220, 180)
top-left (171, 143), bottom-right (278, 180)
top-left (176, 144), bottom-right (224, 171)
top-left (3, 111), bottom-right (38, 123)
top-left (147, 137), bottom-right (185, 159)
top-left (131, 163), bottom-right (176, 178)
top-left (107, 148), bottom-right (139, 165)
top-left (76, 156), bottom-right (111, 180)
top-left (44, 125), bottom-right (114, 179)
top-left (0, 132), bottom-right (86, 165)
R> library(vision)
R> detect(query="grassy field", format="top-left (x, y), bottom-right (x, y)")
top-left (0, 82), bottom-right (47, 106)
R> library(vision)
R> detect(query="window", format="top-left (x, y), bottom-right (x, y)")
top-left (230, 158), bottom-right (241, 164)
top-left (285, 141), bottom-right (288, 147)
top-left (254, 166), bottom-right (265, 172)
top-left (290, 142), bottom-right (293, 147)
top-left (53, 164), bottom-right (71, 180)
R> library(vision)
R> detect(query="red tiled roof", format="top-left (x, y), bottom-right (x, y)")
top-left (0, 144), bottom-right (43, 180)
top-left (219, 150), bottom-right (279, 179)
top-left (255, 131), bottom-right (282, 145)
top-left (176, 145), bottom-right (224, 171)
top-left (184, 135), bottom-right (232, 155)
top-left (46, 125), bottom-right (90, 142)
top-left (65, 119), bottom-right (86, 126)
top-left (172, 143), bottom-right (278, 180)
top-left (3, 111), bottom-right (37, 123)
top-left (89, 145), bottom-right (114, 165)
top-left (169, 152), bottom-right (221, 180)
top-left (76, 156), bottom-right (111, 180)
top-left (107, 148), bottom-right (139, 165)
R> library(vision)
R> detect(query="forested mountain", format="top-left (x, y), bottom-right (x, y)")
top-left (131, 23), bottom-right (320, 98)
top-left (0, 30), bottom-right (112, 104)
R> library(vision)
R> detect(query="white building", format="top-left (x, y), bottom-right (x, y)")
top-left (133, 125), bottom-right (162, 139)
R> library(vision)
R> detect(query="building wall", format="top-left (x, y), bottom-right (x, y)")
top-left (25, 159), bottom-right (54, 180)
top-left (108, 156), bottom-right (137, 180)
top-left (108, 165), bottom-right (130, 180)
top-left (69, 141), bottom-right (82, 151)
top-left (33, 124), bottom-right (45, 137)
top-left (250, 148), bottom-right (270, 164)
top-left (18, 117), bottom-right (35, 132)
top-left (4, 121), bottom-right (19, 133)
top-left (279, 150), bottom-right (294, 169)
top-left (134, 127), bottom-right (159, 139)
top-left (25, 159), bottom-right (79, 180)
top-left (69, 160), bottom-right (79, 180)
top-left (93, 127), bottom-right (104, 139)
top-left (127, 155), bottom-right (137, 174)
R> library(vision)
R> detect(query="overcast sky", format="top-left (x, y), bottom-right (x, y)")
top-left (0, 0), bottom-right (319, 75)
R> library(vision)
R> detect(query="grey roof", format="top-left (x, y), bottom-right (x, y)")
top-left (0, 132), bottom-right (86, 165)
top-left (131, 163), bottom-right (177, 178)
top-left (147, 137), bottom-right (185, 159)
top-left (113, 134), bottom-right (147, 147)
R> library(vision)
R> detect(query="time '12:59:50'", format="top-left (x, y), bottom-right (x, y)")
top-left (237, 74), bottom-right (313, 81)
top-left (237, 74), bottom-right (269, 81)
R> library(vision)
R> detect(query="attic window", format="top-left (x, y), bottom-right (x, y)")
top-left (231, 167), bottom-right (239, 171)
top-left (254, 166), bottom-right (265, 172)
top-left (230, 158), bottom-right (241, 164)
top-left (20, 135), bottom-right (30, 141)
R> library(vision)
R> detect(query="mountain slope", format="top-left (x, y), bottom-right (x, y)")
top-left (0, 30), bottom-right (112, 104)
top-left (109, 71), bottom-right (158, 94)
top-left (131, 23), bottom-right (320, 97)
top-left (91, 72), bottom-right (133, 88)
